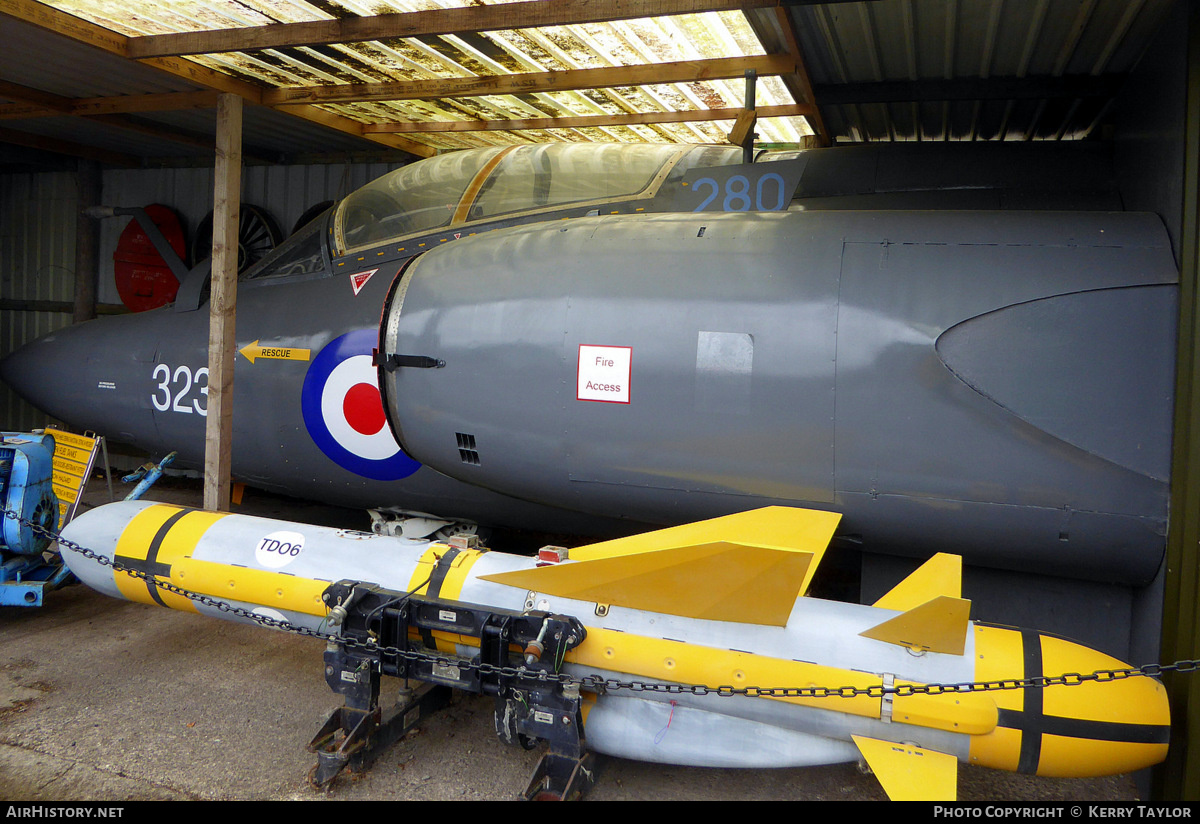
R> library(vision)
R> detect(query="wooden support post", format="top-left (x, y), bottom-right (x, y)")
top-left (203, 93), bottom-right (242, 512)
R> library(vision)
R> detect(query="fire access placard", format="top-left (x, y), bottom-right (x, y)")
top-left (577, 345), bottom-right (632, 404)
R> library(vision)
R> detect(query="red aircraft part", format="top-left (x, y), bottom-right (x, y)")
top-left (113, 204), bottom-right (185, 313)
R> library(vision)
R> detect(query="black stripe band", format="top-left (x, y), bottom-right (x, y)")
top-left (1018, 629), bottom-right (1043, 774)
top-left (998, 708), bottom-right (1170, 745)
top-left (112, 556), bottom-right (172, 578)
top-left (426, 547), bottom-right (461, 601)
top-left (420, 547), bottom-right (462, 649)
top-left (138, 508), bottom-right (191, 608)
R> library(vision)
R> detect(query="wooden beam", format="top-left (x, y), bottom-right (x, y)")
top-left (364, 102), bottom-right (813, 133)
top-left (81, 114), bottom-right (213, 150)
top-left (0, 91), bottom-right (222, 121)
top-left (0, 79), bottom-right (74, 113)
top-left (138, 54), bottom-right (433, 156)
top-left (74, 90), bottom-right (222, 116)
top-left (0, 0), bottom-right (129, 56)
top-left (728, 108), bottom-right (757, 146)
top-left (80, 113), bottom-right (283, 164)
top-left (127, 0), bottom-right (784, 59)
top-left (0, 88), bottom-right (275, 162)
top-left (771, 5), bottom-right (828, 146)
top-left (0, 103), bottom-right (56, 120)
top-left (0, 125), bottom-right (139, 166)
top-left (267, 54), bottom-right (797, 106)
top-left (0, 0), bottom-right (433, 158)
top-left (203, 92), bottom-right (241, 513)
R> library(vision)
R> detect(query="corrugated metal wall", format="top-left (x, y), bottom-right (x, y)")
top-left (0, 160), bottom-right (404, 432)
top-left (0, 171), bottom-right (77, 432)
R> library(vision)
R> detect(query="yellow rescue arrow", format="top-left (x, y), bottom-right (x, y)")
top-left (239, 340), bottom-right (311, 365)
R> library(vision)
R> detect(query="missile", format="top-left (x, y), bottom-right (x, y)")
top-left (58, 501), bottom-right (1169, 801)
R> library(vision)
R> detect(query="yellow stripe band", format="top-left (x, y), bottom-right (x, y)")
top-left (408, 544), bottom-right (485, 601)
top-left (113, 504), bottom-right (328, 616)
top-left (408, 544), bottom-right (488, 653)
top-left (115, 504), bottom-right (205, 610)
top-left (171, 557), bottom-right (330, 617)
top-left (565, 628), bottom-right (995, 734)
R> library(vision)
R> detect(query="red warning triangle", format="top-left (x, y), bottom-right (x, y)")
top-left (350, 268), bottom-right (378, 295)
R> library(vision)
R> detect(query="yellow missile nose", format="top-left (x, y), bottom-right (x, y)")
top-left (968, 624), bottom-right (1169, 777)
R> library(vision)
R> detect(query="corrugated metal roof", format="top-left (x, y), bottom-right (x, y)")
top-left (0, 0), bottom-right (1182, 168)
top-left (787, 0), bottom-right (1177, 141)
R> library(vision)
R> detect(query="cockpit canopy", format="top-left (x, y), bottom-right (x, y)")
top-left (332, 143), bottom-right (743, 255)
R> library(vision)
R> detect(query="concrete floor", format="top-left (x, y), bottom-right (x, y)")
top-left (0, 478), bottom-right (1142, 801)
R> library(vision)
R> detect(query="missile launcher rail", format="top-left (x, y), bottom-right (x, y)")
top-left (313, 579), bottom-right (592, 800)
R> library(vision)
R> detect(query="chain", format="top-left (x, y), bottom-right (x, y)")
top-left (6, 505), bottom-right (1194, 700)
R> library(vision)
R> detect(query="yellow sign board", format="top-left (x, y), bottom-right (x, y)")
top-left (42, 428), bottom-right (100, 529)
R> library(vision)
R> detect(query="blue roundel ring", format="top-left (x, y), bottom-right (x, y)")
top-left (301, 329), bottom-right (421, 481)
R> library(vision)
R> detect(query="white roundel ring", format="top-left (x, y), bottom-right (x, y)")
top-left (319, 354), bottom-right (399, 461)
top-left (300, 329), bottom-right (421, 481)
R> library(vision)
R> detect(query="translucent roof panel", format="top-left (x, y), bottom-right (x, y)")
top-left (43, 0), bottom-right (813, 153)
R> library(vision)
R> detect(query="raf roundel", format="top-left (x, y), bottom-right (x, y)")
top-left (301, 329), bottom-right (421, 481)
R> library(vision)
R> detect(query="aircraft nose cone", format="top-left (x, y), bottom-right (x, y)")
top-left (969, 625), bottom-right (1170, 777)
top-left (1, 315), bottom-right (160, 446)
top-left (1, 329), bottom-right (74, 417)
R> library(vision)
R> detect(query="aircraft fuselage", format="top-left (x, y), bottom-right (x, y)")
top-left (0, 143), bottom-right (1179, 584)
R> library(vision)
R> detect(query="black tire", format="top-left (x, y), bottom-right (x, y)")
top-left (192, 203), bottom-right (282, 272)
top-left (291, 200), bottom-right (335, 236)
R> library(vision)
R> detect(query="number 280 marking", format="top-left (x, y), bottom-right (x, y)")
top-left (151, 363), bottom-right (209, 416)
top-left (691, 172), bottom-right (789, 213)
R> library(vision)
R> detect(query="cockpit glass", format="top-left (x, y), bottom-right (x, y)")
top-left (466, 143), bottom-right (683, 222)
top-left (336, 147), bottom-right (506, 253)
top-left (240, 208), bottom-right (329, 281)
top-left (672, 145), bottom-right (746, 175)
top-left (334, 144), bottom-right (704, 254)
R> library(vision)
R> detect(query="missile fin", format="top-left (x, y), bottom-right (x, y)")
top-left (858, 595), bottom-right (971, 655)
top-left (569, 507), bottom-right (839, 556)
top-left (852, 735), bottom-right (957, 801)
top-left (480, 507), bottom-right (839, 625)
top-left (479, 539), bottom-right (814, 626)
top-left (872, 553), bottom-right (962, 610)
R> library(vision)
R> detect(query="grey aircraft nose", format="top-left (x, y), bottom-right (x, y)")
top-left (1, 313), bottom-right (164, 448)
top-left (1, 328), bottom-right (76, 420)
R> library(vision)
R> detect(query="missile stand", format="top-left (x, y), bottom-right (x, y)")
top-left (310, 579), bottom-right (593, 801)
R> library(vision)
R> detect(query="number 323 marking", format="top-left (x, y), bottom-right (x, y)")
top-left (151, 363), bottom-right (208, 416)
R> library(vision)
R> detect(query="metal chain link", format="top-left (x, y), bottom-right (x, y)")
top-left (7, 505), bottom-right (1194, 700)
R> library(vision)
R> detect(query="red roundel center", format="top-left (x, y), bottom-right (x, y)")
top-left (343, 382), bottom-right (387, 436)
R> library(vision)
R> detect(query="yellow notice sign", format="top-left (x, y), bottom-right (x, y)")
top-left (42, 428), bottom-right (100, 529)
top-left (238, 340), bottom-right (312, 365)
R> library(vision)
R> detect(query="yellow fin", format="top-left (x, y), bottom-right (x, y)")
top-left (872, 553), bottom-right (962, 610)
top-left (853, 736), bottom-right (958, 801)
top-left (478, 507), bottom-right (841, 626)
top-left (858, 595), bottom-right (971, 655)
